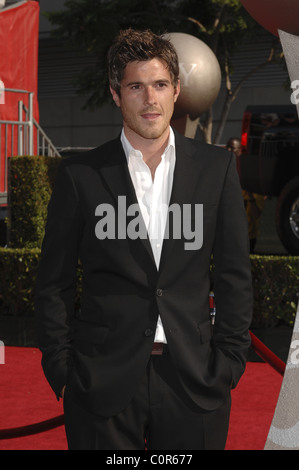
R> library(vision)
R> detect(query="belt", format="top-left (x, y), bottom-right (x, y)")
top-left (151, 342), bottom-right (168, 355)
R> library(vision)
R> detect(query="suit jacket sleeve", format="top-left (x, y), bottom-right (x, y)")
top-left (35, 160), bottom-right (82, 399)
top-left (212, 152), bottom-right (253, 388)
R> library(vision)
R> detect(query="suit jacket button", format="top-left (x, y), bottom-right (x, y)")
top-left (144, 328), bottom-right (154, 337)
top-left (156, 288), bottom-right (163, 297)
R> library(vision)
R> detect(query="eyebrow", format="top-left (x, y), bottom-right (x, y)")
top-left (124, 78), bottom-right (171, 87)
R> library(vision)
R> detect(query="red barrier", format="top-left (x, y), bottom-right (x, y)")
top-left (249, 330), bottom-right (286, 376)
top-left (0, 1), bottom-right (39, 194)
top-left (0, 414), bottom-right (64, 440)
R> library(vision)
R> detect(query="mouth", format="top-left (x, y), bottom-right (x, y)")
top-left (140, 112), bottom-right (161, 121)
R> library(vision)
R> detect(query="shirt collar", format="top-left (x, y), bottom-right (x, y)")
top-left (120, 127), bottom-right (175, 163)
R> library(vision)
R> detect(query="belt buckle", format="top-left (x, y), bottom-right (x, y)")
top-left (151, 343), bottom-right (164, 355)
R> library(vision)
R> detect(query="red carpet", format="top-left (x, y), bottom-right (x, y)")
top-left (226, 361), bottom-right (283, 450)
top-left (0, 347), bottom-right (283, 450)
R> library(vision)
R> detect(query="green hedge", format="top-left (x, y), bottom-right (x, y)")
top-left (0, 247), bottom-right (82, 317)
top-left (8, 155), bottom-right (61, 248)
top-left (0, 248), bottom-right (298, 328)
top-left (251, 255), bottom-right (299, 328)
top-left (0, 247), bottom-right (40, 316)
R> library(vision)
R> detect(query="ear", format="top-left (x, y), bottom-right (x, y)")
top-left (174, 79), bottom-right (180, 103)
top-left (110, 85), bottom-right (121, 107)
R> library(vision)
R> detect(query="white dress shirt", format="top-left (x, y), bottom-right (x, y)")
top-left (121, 127), bottom-right (176, 343)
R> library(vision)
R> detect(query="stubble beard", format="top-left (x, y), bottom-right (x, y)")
top-left (124, 109), bottom-right (173, 142)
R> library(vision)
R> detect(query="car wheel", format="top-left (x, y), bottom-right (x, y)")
top-left (276, 176), bottom-right (299, 255)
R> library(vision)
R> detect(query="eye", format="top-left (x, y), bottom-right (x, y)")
top-left (156, 82), bottom-right (168, 88)
top-left (131, 84), bottom-right (142, 90)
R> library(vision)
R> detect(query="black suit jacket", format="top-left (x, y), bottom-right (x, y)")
top-left (35, 131), bottom-right (253, 417)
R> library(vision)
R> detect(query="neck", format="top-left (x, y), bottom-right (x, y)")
top-left (123, 126), bottom-right (170, 164)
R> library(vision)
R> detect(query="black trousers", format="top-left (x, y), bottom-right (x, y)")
top-left (63, 351), bottom-right (231, 450)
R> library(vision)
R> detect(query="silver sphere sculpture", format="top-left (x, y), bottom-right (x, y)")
top-left (169, 32), bottom-right (221, 120)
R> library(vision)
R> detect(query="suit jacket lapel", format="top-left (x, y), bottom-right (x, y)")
top-left (159, 132), bottom-right (204, 274)
top-left (98, 137), bottom-right (157, 269)
top-left (99, 137), bottom-right (136, 207)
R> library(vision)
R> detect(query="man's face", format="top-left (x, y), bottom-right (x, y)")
top-left (110, 58), bottom-right (180, 144)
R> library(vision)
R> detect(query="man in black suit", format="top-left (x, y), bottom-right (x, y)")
top-left (35, 28), bottom-right (252, 450)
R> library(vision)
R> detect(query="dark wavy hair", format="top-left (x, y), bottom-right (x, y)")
top-left (107, 28), bottom-right (179, 95)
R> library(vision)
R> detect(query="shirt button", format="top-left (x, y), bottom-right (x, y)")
top-left (156, 288), bottom-right (163, 297)
top-left (144, 328), bottom-right (154, 337)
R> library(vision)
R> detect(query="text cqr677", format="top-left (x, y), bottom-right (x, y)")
top-left (0, 341), bottom-right (5, 364)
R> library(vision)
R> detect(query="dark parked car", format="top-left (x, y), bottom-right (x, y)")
top-left (238, 104), bottom-right (299, 254)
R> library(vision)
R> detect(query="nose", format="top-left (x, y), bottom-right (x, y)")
top-left (144, 86), bottom-right (157, 106)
